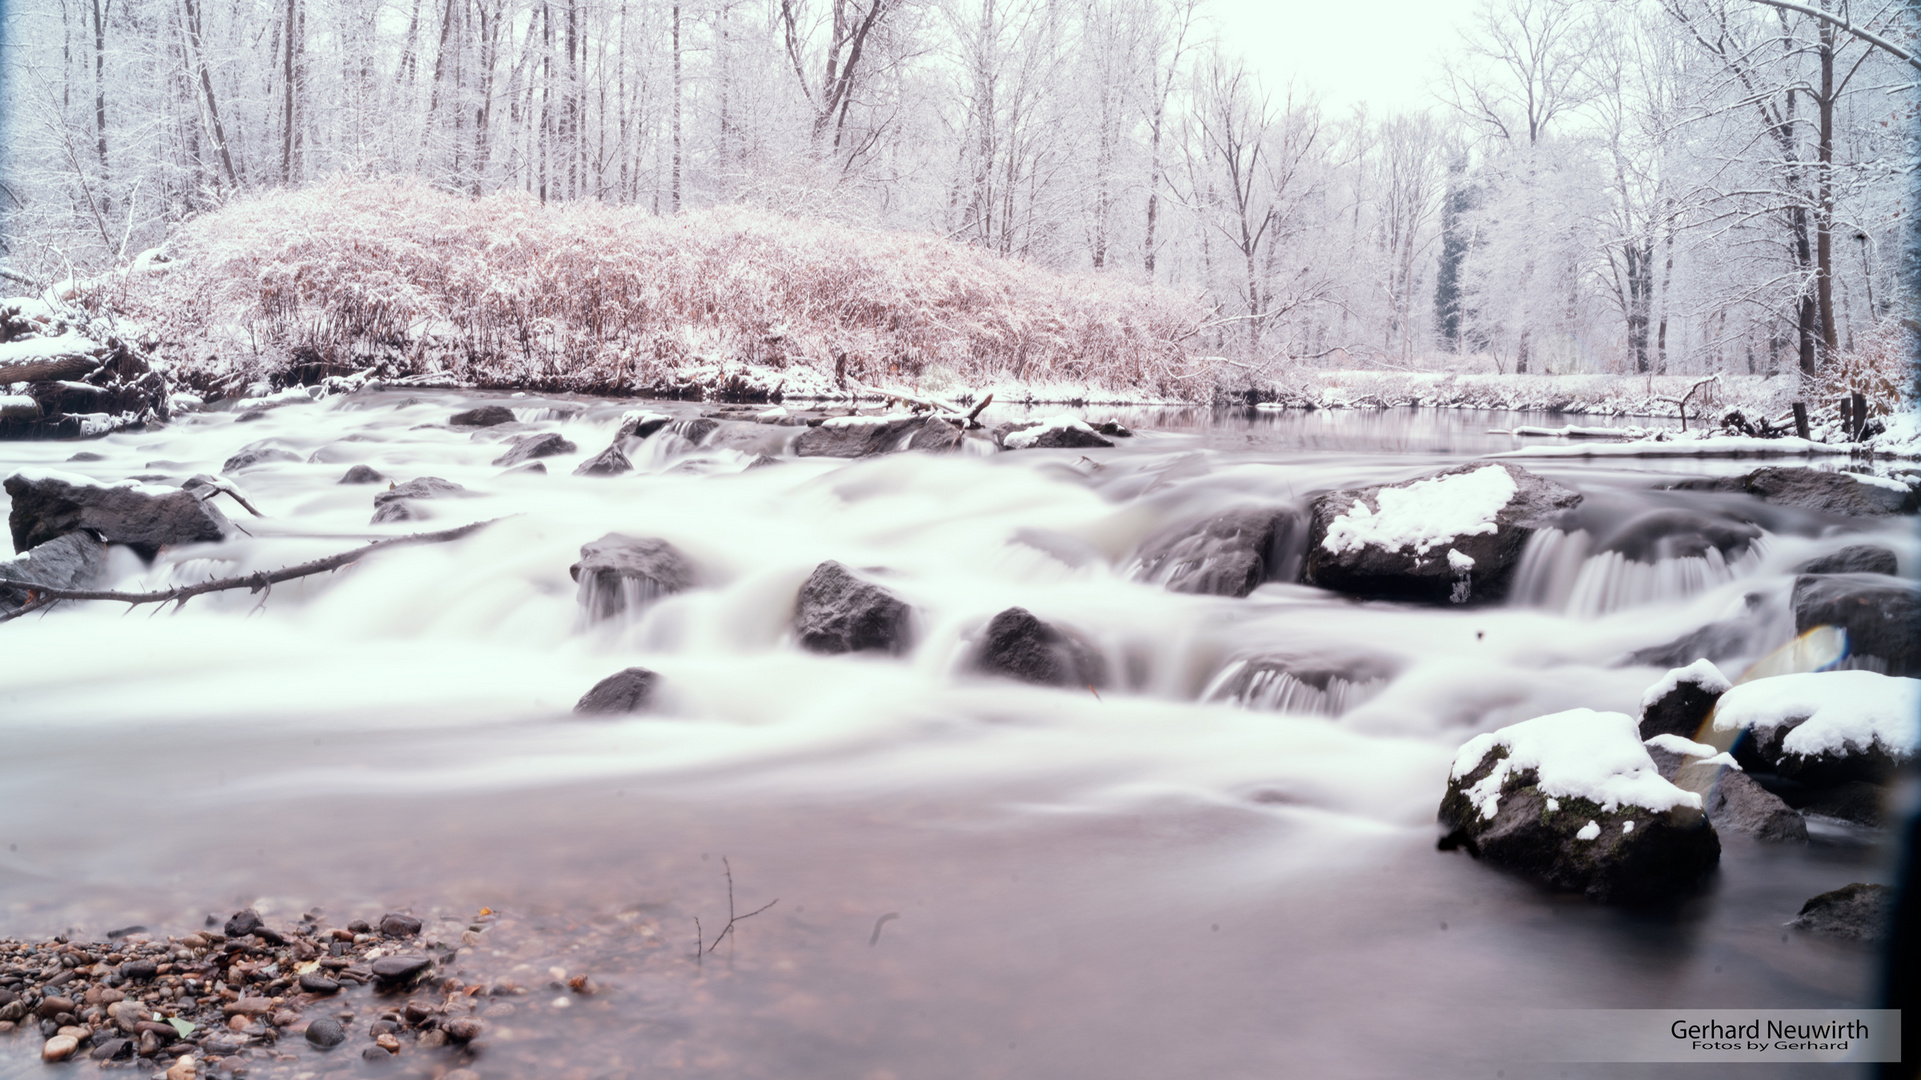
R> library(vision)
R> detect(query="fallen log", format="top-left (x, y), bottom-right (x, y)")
top-left (0, 353), bottom-right (102, 384)
top-left (0, 518), bottom-right (499, 623)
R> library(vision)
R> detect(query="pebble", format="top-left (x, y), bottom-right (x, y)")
top-left (165, 1056), bottom-right (197, 1080)
top-left (443, 1017), bottom-right (484, 1043)
top-left (223, 910), bottom-right (264, 938)
top-left (378, 913), bottom-right (423, 938)
top-left (222, 997), bottom-right (276, 1016)
top-left (370, 955), bottom-right (432, 986)
top-left (41, 1033), bottom-right (78, 1062)
top-left (304, 1016), bottom-right (346, 1048)
top-left (36, 995), bottom-right (76, 1019)
top-left (121, 958), bottom-right (159, 981)
top-left (226, 1013), bottom-right (255, 1033)
top-left (374, 1032), bottom-right (401, 1052)
top-left (89, 1035), bottom-right (132, 1060)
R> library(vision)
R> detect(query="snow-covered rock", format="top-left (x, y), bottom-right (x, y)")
top-left (1713, 670), bottom-right (1918, 784)
top-left (4, 468), bottom-right (230, 555)
top-left (794, 414), bottom-right (962, 458)
top-left (1639, 731), bottom-right (1807, 844)
top-left (1128, 507), bottom-right (1303, 598)
top-left (1791, 573), bottom-right (1921, 676)
top-left (1304, 462), bottom-right (1581, 605)
top-left (1674, 466), bottom-right (1917, 516)
top-left (569, 534), bottom-right (694, 623)
top-left (1438, 708), bottom-right (1719, 903)
top-left (1638, 659), bottom-right (1730, 741)
top-left (996, 414), bottom-right (1112, 451)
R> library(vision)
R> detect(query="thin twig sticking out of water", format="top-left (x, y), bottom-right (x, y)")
top-left (704, 857), bottom-right (777, 956)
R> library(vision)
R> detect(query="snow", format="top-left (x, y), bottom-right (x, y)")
top-left (5, 467), bottom-right (177, 498)
top-left (0, 394), bottom-right (37, 412)
top-left (1644, 733), bottom-right (1720, 758)
top-left (1003, 414), bottom-right (1100, 449)
top-left (821, 412), bottom-right (916, 430)
top-left (1622, 821), bottom-right (1635, 833)
top-left (0, 332), bottom-right (103, 365)
top-left (1575, 821), bottom-right (1601, 840)
top-left (756, 406), bottom-right (790, 422)
top-left (1322, 465), bottom-right (1517, 557)
top-left (1846, 471), bottom-right (1913, 493)
top-left (1447, 549), bottom-right (1475, 571)
top-left (1712, 670), bottom-right (1919, 761)
top-left (1639, 659), bottom-right (1731, 711)
top-left (1546, 797), bottom-right (1560, 811)
top-left (1492, 435), bottom-right (1851, 459)
top-left (1450, 708), bottom-right (1703, 820)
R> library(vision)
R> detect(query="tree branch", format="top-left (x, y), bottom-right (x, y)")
top-left (1739, 0), bottom-right (1921, 71)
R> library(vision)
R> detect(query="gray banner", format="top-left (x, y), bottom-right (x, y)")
top-left (1501, 1009), bottom-right (1901, 1063)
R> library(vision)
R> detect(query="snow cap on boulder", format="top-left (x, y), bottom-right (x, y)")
top-left (1712, 670), bottom-right (1918, 784)
top-left (1638, 659), bottom-right (1730, 741)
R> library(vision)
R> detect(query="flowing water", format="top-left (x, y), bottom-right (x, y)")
top-left (0, 395), bottom-right (1908, 1079)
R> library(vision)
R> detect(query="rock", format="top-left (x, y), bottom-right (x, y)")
top-left (1792, 882), bottom-right (1893, 941)
top-left (573, 444), bottom-right (632, 476)
top-left (1791, 573), bottom-right (1921, 676)
top-left (0, 530), bottom-right (107, 609)
top-left (1714, 669), bottom-right (1916, 784)
top-left (5, 469), bottom-right (231, 554)
top-left (450, 405), bottom-right (517, 427)
top-left (575, 667), bottom-right (659, 714)
top-left (1438, 708), bottom-right (1720, 903)
top-left (378, 913), bottom-right (423, 938)
top-left (969, 607), bottom-right (1107, 688)
top-left (118, 958), bottom-right (157, 982)
top-left (298, 973), bottom-right (340, 995)
top-left (304, 1016), bottom-right (346, 1048)
top-left (36, 997), bottom-right (76, 1020)
top-left (221, 445), bottom-right (301, 473)
top-left (1626, 616), bottom-right (1763, 669)
top-left (1799, 780), bottom-right (1885, 827)
top-left (221, 997), bottom-right (274, 1016)
top-left (443, 1017), bottom-right (484, 1042)
top-left (1798, 544), bottom-right (1899, 576)
top-left (492, 432), bottom-right (576, 466)
top-left (89, 1037), bottom-right (132, 1061)
top-left (41, 1034), bottom-right (78, 1063)
top-left (569, 534), bottom-right (694, 621)
top-left (794, 414), bottom-right (964, 457)
top-left (1637, 659), bottom-right (1730, 741)
top-left (1304, 462), bottom-right (1581, 605)
top-left (111, 999), bottom-right (149, 1031)
top-left (996, 415), bottom-right (1114, 450)
top-left (370, 955), bottom-right (433, 987)
top-left (1129, 507), bottom-right (1301, 597)
top-left (165, 1055), bottom-right (197, 1080)
top-left (338, 464), bottom-right (386, 485)
top-left (223, 909), bottom-right (263, 937)
top-left (369, 476), bottom-right (468, 525)
top-left (794, 560), bottom-right (913, 655)
top-left (1674, 466), bottom-right (1917, 516)
top-left (614, 411), bottom-right (673, 442)
top-left (1687, 764), bottom-right (1808, 843)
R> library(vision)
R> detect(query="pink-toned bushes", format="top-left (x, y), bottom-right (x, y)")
top-left (119, 179), bottom-right (1209, 398)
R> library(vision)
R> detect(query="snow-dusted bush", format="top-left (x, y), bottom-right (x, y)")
top-left (112, 178), bottom-right (1210, 400)
top-left (1248, 368), bottom-right (1799, 422)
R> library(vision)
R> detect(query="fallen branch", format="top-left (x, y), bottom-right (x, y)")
top-left (0, 518), bottom-right (499, 623)
top-left (1657, 374), bottom-right (1720, 432)
top-left (0, 353), bottom-right (102, 384)
top-left (703, 857), bottom-right (777, 956)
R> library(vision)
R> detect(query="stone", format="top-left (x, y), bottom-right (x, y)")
top-left (369, 476), bottom-right (468, 525)
top-left (221, 445), bottom-right (301, 473)
top-left (41, 1034), bottom-right (78, 1063)
top-left (1129, 508), bottom-right (1301, 598)
top-left (5, 471), bottom-right (231, 554)
top-left (378, 913), bottom-right (422, 938)
top-left (221, 998), bottom-right (274, 1016)
top-left (1792, 882), bottom-right (1893, 941)
top-left (994, 417), bottom-right (1114, 450)
top-left (1304, 462), bottom-right (1582, 605)
top-left (165, 1055), bottom-right (197, 1080)
top-left (794, 415), bottom-right (963, 457)
top-left (338, 464), bottom-right (386, 485)
top-left (223, 909), bottom-right (263, 937)
top-left (1799, 780), bottom-right (1886, 827)
top-left (443, 1017), bottom-right (484, 1042)
top-left (36, 997), bottom-right (75, 1020)
top-left (615, 412), bottom-right (673, 442)
top-left (574, 667), bottom-right (660, 714)
top-left (0, 530), bottom-right (107, 609)
top-left (1638, 662), bottom-right (1728, 741)
top-left (304, 1016), bottom-right (346, 1048)
top-left (794, 560), bottom-right (913, 655)
top-left (118, 958), bottom-right (158, 982)
top-left (492, 432), bottom-right (576, 467)
top-left (1791, 573), bottom-right (1921, 676)
top-left (89, 1037), bottom-right (133, 1061)
top-left (1673, 467), bottom-right (1917, 516)
top-left (1699, 767), bottom-right (1807, 843)
top-left (449, 405), bottom-right (517, 427)
top-left (1799, 545), bottom-right (1899, 576)
top-left (298, 973), bottom-right (340, 995)
top-left (969, 607), bottom-right (1107, 688)
top-left (370, 955), bottom-right (433, 987)
top-left (569, 534), bottom-right (694, 621)
top-left (112, 999), bottom-right (150, 1031)
top-left (572, 444), bottom-right (632, 476)
top-left (417, 1028), bottom-right (448, 1048)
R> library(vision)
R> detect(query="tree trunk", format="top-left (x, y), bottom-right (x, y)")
top-left (671, 3), bottom-right (681, 213)
top-left (182, 0), bottom-right (238, 189)
top-left (91, 0), bottom-right (110, 217)
top-left (1815, 16), bottom-right (1837, 361)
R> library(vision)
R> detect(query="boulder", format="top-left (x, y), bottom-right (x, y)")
top-left (492, 432), bottom-right (576, 467)
top-left (1438, 708), bottom-right (1719, 904)
top-left (574, 667), bottom-right (660, 714)
top-left (1798, 780), bottom-right (1886, 827)
top-left (1305, 462), bottom-right (1581, 605)
top-left (1129, 508), bottom-right (1302, 598)
top-left (369, 476), bottom-right (467, 525)
top-left (1791, 573), bottom-right (1921, 675)
top-left (338, 464), bottom-right (386, 485)
top-left (1673, 467), bottom-right (1917, 516)
top-left (1637, 659), bottom-right (1730, 741)
top-left (994, 415), bottom-right (1113, 450)
top-left (1645, 737), bottom-right (1809, 844)
top-left (569, 535), bottom-right (693, 621)
top-left (221, 445), bottom-right (301, 473)
top-left (794, 415), bottom-right (963, 458)
top-left (1798, 544), bottom-right (1898, 576)
top-left (1713, 669), bottom-right (1917, 784)
top-left (0, 531), bottom-right (107, 608)
top-left (969, 607), bottom-right (1107, 689)
top-left (449, 405), bottom-right (516, 427)
top-left (5, 469), bottom-right (230, 554)
top-left (615, 411), bottom-right (674, 442)
top-left (793, 560), bottom-right (913, 655)
top-left (573, 445), bottom-right (632, 476)
top-left (1791, 882), bottom-right (1892, 941)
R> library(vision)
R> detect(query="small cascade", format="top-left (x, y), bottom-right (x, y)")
top-left (1510, 528), bottom-right (1765, 616)
top-left (513, 406), bottom-right (581, 423)
top-left (576, 573), bottom-right (673, 627)
top-left (1201, 658), bottom-right (1390, 717)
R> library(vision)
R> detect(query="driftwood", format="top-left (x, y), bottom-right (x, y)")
top-left (0, 518), bottom-right (498, 624)
top-left (0, 353), bottom-right (102, 384)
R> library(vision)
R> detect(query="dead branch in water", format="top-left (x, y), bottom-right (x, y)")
top-left (704, 857), bottom-right (777, 955)
top-left (0, 518), bottom-right (500, 624)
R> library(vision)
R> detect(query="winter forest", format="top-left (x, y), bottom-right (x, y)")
top-left (0, 0), bottom-right (1916, 385)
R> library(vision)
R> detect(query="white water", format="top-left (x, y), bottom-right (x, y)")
top-left (0, 395), bottom-right (1905, 1078)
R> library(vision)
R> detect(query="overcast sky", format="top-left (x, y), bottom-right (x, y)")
top-left (1207, 0), bottom-right (1482, 116)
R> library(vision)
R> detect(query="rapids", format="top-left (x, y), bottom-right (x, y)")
top-left (0, 394), bottom-right (1906, 1078)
